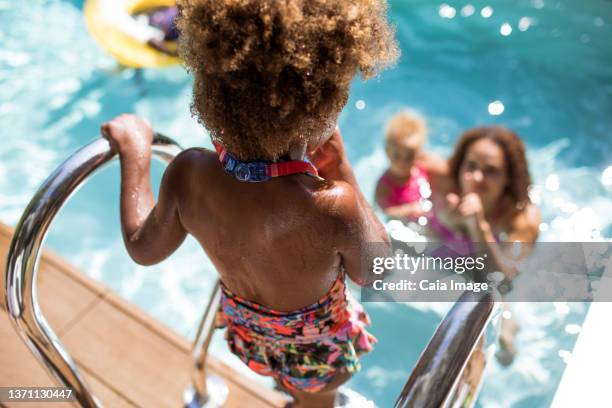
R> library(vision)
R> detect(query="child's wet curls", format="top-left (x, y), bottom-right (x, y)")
top-left (177, 0), bottom-right (399, 161)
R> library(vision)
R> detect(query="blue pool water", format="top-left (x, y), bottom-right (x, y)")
top-left (1, 0), bottom-right (611, 406)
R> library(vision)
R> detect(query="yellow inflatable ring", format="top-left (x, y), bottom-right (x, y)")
top-left (84, 0), bottom-right (180, 68)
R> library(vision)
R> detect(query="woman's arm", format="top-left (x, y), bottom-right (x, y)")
top-left (468, 217), bottom-right (518, 280)
top-left (460, 195), bottom-right (540, 280)
top-left (101, 114), bottom-right (187, 266)
top-left (419, 152), bottom-right (451, 193)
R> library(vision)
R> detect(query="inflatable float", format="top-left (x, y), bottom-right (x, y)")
top-left (84, 0), bottom-right (180, 68)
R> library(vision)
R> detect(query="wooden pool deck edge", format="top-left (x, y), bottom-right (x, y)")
top-left (0, 221), bottom-right (288, 407)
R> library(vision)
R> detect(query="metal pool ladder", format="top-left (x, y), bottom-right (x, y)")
top-left (394, 290), bottom-right (501, 408)
top-left (4, 135), bottom-right (501, 408)
top-left (4, 134), bottom-right (226, 408)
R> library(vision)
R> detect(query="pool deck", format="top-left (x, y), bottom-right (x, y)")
top-left (0, 222), bottom-right (288, 408)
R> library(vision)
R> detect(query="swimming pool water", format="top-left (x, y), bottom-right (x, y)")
top-left (1, 1), bottom-right (610, 407)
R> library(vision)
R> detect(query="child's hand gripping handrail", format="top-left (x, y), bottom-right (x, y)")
top-left (4, 134), bottom-right (226, 408)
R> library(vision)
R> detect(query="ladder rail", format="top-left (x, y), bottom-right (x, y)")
top-left (394, 291), bottom-right (501, 408)
top-left (3, 134), bottom-right (211, 407)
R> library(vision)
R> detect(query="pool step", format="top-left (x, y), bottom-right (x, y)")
top-left (0, 221), bottom-right (288, 408)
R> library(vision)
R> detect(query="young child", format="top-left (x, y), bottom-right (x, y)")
top-left (375, 111), bottom-right (442, 221)
top-left (101, 1), bottom-right (397, 407)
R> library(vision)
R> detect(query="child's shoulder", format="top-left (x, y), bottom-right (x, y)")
top-left (175, 146), bottom-right (216, 163)
top-left (312, 180), bottom-right (364, 224)
top-left (162, 147), bottom-right (219, 193)
top-left (167, 147), bottom-right (217, 174)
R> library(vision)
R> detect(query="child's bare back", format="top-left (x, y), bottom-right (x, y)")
top-left (162, 135), bottom-right (380, 311)
top-left (101, 1), bottom-right (398, 406)
top-left (101, 116), bottom-right (389, 406)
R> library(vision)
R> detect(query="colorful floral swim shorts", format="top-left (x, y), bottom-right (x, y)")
top-left (216, 273), bottom-right (376, 393)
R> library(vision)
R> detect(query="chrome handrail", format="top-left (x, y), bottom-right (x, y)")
top-left (184, 280), bottom-right (228, 408)
top-left (4, 135), bottom-right (224, 407)
top-left (394, 291), bottom-right (501, 408)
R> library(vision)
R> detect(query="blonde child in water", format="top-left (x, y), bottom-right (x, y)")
top-left (375, 111), bottom-right (445, 221)
top-left (101, 1), bottom-right (397, 407)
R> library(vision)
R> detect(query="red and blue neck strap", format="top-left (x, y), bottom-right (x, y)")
top-left (213, 142), bottom-right (318, 182)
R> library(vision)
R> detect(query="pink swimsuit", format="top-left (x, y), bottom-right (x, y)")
top-left (379, 164), bottom-right (429, 209)
top-left (428, 212), bottom-right (502, 257)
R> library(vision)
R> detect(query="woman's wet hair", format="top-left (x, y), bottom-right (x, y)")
top-left (448, 126), bottom-right (532, 209)
top-left (177, 0), bottom-right (399, 161)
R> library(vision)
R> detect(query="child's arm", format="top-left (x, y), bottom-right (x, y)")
top-left (311, 128), bottom-right (391, 286)
top-left (101, 114), bottom-right (187, 266)
top-left (329, 183), bottom-right (392, 286)
top-left (311, 128), bottom-right (388, 241)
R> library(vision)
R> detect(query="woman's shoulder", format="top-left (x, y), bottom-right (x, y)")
top-left (504, 202), bottom-right (541, 242)
top-left (417, 152), bottom-right (447, 173)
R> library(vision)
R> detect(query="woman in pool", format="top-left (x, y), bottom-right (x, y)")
top-left (101, 1), bottom-right (398, 407)
top-left (430, 126), bottom-right (540, 364)
top-left (430, 126), bottom-right (540, 272)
